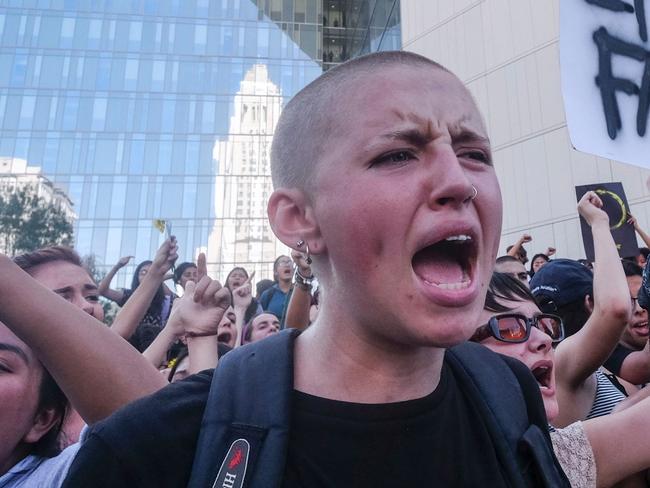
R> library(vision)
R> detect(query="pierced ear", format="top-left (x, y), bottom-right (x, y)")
top-left (267, 188), bottom-right (323, 254)
top-left (584, 294), bottom-right (595, 314)
top-left (22, 406), bottom-right (61, 445)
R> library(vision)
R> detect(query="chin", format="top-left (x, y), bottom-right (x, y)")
top-left (543, 398), bottom-right (560, 424)
top-left (407, 310), bottom-right (481, 348)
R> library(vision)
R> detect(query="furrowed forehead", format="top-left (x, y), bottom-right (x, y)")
top-left (270, 55), bottom-right (454, 191)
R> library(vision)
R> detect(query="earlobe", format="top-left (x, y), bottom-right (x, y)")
top-left (23, 407), bottom-right (61, 445)
top-left (267, 189), bottom-right (324, 254)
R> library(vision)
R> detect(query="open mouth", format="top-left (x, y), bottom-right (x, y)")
top-left (412, 234), bottom-right (477, 290)
top-left (217, 331), bottom-right (232, 344)
top-left (632, 321), bottom-right (649, 334)
top-left (532, 364), bottom-right (552, 389)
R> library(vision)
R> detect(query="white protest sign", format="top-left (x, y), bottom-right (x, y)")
top-left (561, 0), bottom-right (650, 169)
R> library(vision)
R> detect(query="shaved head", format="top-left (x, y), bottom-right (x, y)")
top-left (270, 51), bottom-right (451, 191)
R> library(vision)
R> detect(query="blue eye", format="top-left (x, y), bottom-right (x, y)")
top-left (371, 150), bottom-right (416, 168)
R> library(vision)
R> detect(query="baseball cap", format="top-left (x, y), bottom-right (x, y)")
top-left (529, 259), bottom-right (593, 307)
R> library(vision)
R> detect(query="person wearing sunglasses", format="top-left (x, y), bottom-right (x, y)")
top-left (473, 272), bottom-right (650, 488)
top-left (529, 192), bottom-right (634, 428)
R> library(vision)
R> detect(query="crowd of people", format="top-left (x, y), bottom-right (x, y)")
top-left (4, 51), bottom-right (650, 487)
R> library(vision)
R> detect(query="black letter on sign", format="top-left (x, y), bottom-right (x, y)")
top-left (593, 27), bottom-right (646, 139)
top-left (635, 0), bottom-right (648, 41)
top-left (586, 0), bottom-right (634, 12)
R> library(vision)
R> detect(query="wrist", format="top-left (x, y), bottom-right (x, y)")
top-left (147, 264), bottom-right (168, 279)
top-left (294, 268), bottom-right (314, 291)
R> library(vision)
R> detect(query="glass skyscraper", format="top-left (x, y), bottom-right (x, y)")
top-left (0, 0), bottom-right (399, 286)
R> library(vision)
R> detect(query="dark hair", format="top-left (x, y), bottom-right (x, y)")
top-left (640, 247), bottom-right (650, 259)
top-left (529, 253), bottom-right (550, 277)
top-left (173, 262), bottom-right (196, 285)
top-left (485, 272), bottom-right (538, 313)
top-left (622, 260), bottom-right (643, 277)
top-left (13, 246), bottom-right (83, 275)
top-left (131, 260), bottom-right (165, 315)
top-left (547, 299), bottom-right (591, 338)
top-left (256, 279), bottom-right (274, 299)
top-left (31, 369), bottom-right (69, 458)
top-left (243, 312), bottom-right (279, 343)
top-left (577, 259), bottom-right (593, 269)
top-left (495, 255), bottom-right (520, 265)
top-left (225, 267), bottom-right (249, 290)
top-left (272, 256), bottom-right (289, 282)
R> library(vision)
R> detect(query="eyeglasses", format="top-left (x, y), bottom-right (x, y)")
top-left (470, 313), bottom-right (565, 344)
top-left (631, 296), bottom-right (639, 310)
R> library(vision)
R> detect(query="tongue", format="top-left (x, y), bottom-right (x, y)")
top-left (413, 247), bottom-right (465, 285)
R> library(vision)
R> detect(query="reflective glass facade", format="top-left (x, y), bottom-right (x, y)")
top-left (0, 0), bottom-right (399, 285)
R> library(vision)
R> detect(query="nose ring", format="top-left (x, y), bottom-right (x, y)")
top-left (469, 185), bottom-right (478, 200)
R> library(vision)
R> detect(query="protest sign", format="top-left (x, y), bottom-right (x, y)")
top-left (561, 0), bottom-right (650, 169)
top-left (576, 182), bottom-right (638, 260)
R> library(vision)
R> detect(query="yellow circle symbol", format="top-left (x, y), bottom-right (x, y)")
top-left (595, 189), bottom-right (627, 230)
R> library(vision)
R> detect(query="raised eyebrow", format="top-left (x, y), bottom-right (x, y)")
top-left (0, 343), bottom-right (30, 364)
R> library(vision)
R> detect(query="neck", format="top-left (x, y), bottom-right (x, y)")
top-left (620, 337), bottom-right (642, 351)
top-left (294, 307), bottom-right (445, 404)
top-left (278, 278), bottom-right (291, 293)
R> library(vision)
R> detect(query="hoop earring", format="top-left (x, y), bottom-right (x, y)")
top-left (296, 239), bottom-right (312, 264)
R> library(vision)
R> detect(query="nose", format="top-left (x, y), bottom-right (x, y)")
top-left (528, 326), bottom-right (552, 353)
top-left (426, 147), bottom-right (475, 209)
top-left (73, 294), bottom-right (96, 316)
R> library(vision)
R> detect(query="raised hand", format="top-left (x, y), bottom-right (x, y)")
top-left (291, 249), bottom-right (312, 277)
top-left (197, 252), bottom-right (208, 280)
top-left (546, 247), bottom-right (556, 257)
top-left (150, 237), bottom-right (178, 277)
top-left (117, 256), bottom-right (134, 268)
top-left (232, 272), bottom-right (255, 311)
top-left (171, 276), bottom-right (231, 338)
top-left (578, 191), bottom-right (609, 227)
top-left (520, 233), bottom-right (532, 244)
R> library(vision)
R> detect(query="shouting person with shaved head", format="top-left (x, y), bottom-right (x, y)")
top-left (62, 52), bottom-right (568, 487)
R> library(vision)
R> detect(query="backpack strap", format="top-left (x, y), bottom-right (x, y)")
top-left (446, 343), bottom-right (570, 487)
top-left (187, 329), bottom-right (299, 488)
top-left (260, 286), bottom-right (277, 311)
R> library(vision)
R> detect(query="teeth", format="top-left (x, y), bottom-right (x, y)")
top-left (445, 234), bottom-right (472, 242)
top-left (424, 279), bottom-right (471, 290)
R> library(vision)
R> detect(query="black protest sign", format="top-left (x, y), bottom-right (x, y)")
top-left (576, 182), bottom-right (638, 261)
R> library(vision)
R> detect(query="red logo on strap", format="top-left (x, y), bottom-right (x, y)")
top-left (228, 448), bottom-right (243, 470)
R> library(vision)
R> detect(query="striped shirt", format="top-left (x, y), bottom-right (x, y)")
top-left (585, 369), bottom-right (626, 419)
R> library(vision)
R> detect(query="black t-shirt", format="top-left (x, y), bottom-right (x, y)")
top-left (604, 343), bottom-right (635, 376)
top-left (62, 370), bottom-right (213, 487)
top-left (64, 362), bottom-right (511, 487)
top-left (283, 363), bottom-right (508, 487)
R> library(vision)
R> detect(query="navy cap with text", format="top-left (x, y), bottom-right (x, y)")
top-left (529, 259), bottom-right (593, 307)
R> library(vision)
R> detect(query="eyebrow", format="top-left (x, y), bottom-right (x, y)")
top-left (53, 284), bottom-right (99, 294)
top-left (0, 343), bottom-right (29, 364)
top-left (377, 125), bottom-right (490, 149)
top-left (450, 128), bottom-right (491, 147)
top-left (380, 128), bottom-right (435, 147)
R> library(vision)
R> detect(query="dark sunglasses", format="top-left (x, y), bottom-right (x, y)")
top-left (470, 313), bottom-right (565, 344)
